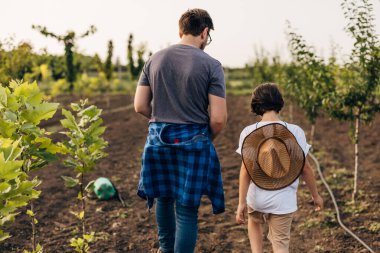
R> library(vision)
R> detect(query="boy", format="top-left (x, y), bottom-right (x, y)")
top-left (235, 83), bottom-right (323, 253)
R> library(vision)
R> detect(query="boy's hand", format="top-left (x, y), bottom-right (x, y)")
top-left (313, 194), bottom-right (324, 211)
top-left (236, 203), bottom-right (247, 224)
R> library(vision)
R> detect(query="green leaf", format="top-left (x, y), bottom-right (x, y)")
top-left (0, 182), bottom-right (11, 194)
top-left (61, 176), bottom-right (79, 188)
top-left (0, 230), bottom-right (11, 242)
top-left (0, 86), bottom-right (7, 109)
top-left (3, 111), bottom-right (17, 122)
top-left (0, 118), bottom-right (15, 138)
top-left (26, 209), bottom-right (35, 217)
top-left (13, 81), bottom-right (42, 106)
top-left (63, 157), bottom-right (81, 168)
top-left (70, 103), bottom-right (81, 111)
top-left (77, 191), bottom-right (83, 200)
top-left (0, 212), bottom-right (19, 226)
top-left (34, 137), bottom-right (64, 154)
top-left (35, 150), bottom-right (57, 162)
top-left (85, 180), bottom-right (95, 193)
top-left (6, 92), bottom-right (20, 111)
top-left (20, 123), bottom-right (41, 135)
top-left (20, 102), bottom-right (59, 124)
top-left (79, 211), bottom-right (84, 220)
top-left (0, 154), bottom-right (24, 180)
top-left (78, 105), bottom-right (101, 120)
top-left (7, 196), bottom-right (35, 209)
top-left (83, 233), bottom-right (94, 242)
top-left (0, 138), bottom-right (22, 161)
top-left (36, 244), bottom-right (43, 253)
top-left (61, 109), bottom-right (79, 130)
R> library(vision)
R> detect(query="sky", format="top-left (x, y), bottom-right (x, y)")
top-left (1, 0), bottom-right (380, 67)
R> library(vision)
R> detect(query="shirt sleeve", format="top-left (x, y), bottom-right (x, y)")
top-left (236, 128), bottom-right (247, 155)
top-left (138, 61), bottom-right (150, 86)
top-left (208, 63), bottom-right (226, 98)
top-left (296, 127), bottom-right (311, 155)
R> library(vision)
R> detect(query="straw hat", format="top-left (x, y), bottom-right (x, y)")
top-left (242, 123), bottom-right (305, 190)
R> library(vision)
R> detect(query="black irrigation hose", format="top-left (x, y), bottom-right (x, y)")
top-left (308, 152), bottom-right (375, 253)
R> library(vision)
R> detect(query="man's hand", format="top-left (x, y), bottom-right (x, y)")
top-left (312, 194), bottom-right (324, 211)
top-left (236, 203), bottom-right (247, 224)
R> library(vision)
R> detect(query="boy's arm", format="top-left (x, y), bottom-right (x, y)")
top-left (236, 162), bottom-right (251, 224)
top-left (301, 159), bottom-right (324, 211)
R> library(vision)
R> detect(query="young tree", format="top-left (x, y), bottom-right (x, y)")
top-left (0, 80), bottom-right (62, 252)
top-left (32, 25), bottom-right (97, 92)
top-left (286, 22), bottom-right (335, 146)
top-left (136, 43), bottom-right (146, 77)
top-left (0, 42), bottom-right (37, 84)
top-left (104, 40), bottom-right (114, 81)
top-left (60, 99), bottom-right (108, 252)
top-left (0, 138), bottom-right (40, 243)
top-left (93, 54), bottom-right (104, 74)
top-left (127, 34), bottom-right (136, 80)
top-left (126, 34), bottom-right (149, 80)
top-left (324, 0), bottom-right (380, 202)
top-left (115, 57), bottom-right (122, 80)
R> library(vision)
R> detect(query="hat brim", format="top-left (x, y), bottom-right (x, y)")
top-left (241, 123), bottom-right (305, 191)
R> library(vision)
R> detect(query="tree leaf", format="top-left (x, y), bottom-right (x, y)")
top-left (61, 176), bottom-right (79, 188)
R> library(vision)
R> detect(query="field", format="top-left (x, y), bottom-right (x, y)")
top-left (1, 94), bottom-right (379, 253)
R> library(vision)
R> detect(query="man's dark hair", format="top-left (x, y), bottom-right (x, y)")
top-left (179, 9), bottom-right (214, 36)
top-left (251, 83), bottom-right (284, 116)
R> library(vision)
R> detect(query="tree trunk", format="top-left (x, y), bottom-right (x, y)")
top-left (352, 114), bottom-right (360, 202)
top-left (107, 96), bottom-right (111, 108)
top-left (289, 103), bottom-right (293, 123)
top-left (118, 63), bottom-right (122, 80)
top-left (310, 123), bottom-right (315, 149)
top-left (80, 173), bottom-right (86, 236)
top-left (30, 201), bottom-right (37, 251)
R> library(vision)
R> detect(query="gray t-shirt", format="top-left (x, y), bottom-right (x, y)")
top-left (138, 44), bottom-right (225, 124)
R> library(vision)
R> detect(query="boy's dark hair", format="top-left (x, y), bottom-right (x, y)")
top-left (179, 9), bottom-right (214, 36)
top-left (251, 83), bottom-right (284, 116)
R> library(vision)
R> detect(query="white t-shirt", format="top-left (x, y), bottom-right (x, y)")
top-left (236, 121), bottom-right (311, 214)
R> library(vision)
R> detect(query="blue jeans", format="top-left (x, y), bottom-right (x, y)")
top-left (156, 197), bottom-right (199, 253)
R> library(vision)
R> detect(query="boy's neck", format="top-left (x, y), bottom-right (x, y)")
top-left (261, 111), bottom-right (281, 122)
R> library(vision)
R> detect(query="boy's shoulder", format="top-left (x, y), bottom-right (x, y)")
top-left (239, 124), bottom-right (256, 139)
top-left (285, 122), bottom-right (303, 132)
top-left (239, 122), bottom-right (305, 138)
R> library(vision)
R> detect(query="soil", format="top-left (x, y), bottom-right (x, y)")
top-left (1, 94), bottom-right (379, 253)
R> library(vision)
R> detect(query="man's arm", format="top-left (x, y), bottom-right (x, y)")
top-left (134, 86), bottom-right (152, 119)
top-left (208, 94), bottom-right (227, 140)
top-left (301, 159), bottom-right (324, 211)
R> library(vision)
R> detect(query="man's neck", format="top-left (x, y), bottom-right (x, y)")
top-left (180, 35), bottom-right (202, 49)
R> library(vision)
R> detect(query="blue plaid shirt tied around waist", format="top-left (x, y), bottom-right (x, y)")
top-left (137, 122), bottom-right (225, 214)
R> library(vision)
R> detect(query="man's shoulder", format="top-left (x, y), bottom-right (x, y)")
top-left (153, 44), bottom-right (221, 65)
top-left (199, 51), bottom-right (222, 67)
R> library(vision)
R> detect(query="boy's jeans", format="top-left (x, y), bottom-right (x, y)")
top-left (156, 197), bottom-right (199, 253)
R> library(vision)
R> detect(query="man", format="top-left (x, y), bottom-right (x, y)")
top-left (134, 8), bottom-right (227, 253)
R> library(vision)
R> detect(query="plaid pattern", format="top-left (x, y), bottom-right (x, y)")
top-left (137, 122), bottom-right (225, 214)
